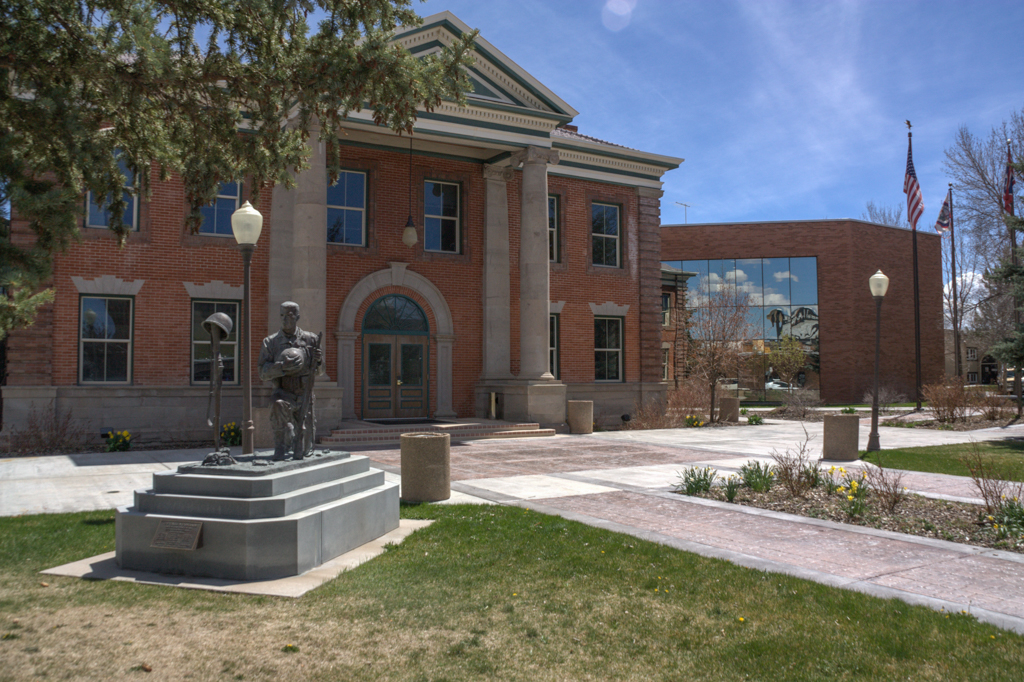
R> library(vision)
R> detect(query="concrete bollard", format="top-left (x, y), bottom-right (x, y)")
top-left (719, 397), bottom-right (740, 423)
top-left (400, 432), bottom-right (451, 502)
top-left (823, 414), bottom-right (860, 461)
top-left (567, 400), bottom-right (594, 434)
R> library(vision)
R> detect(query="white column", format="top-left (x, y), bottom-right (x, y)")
top-left (482, 164), bottom-right (515, 379)
top-left (291, 118), bottom-right (330, 377)
top-left (435, 334), bottom-right (457, 417)
top-left (336, 331), bottom-right (358, 419)
top-left (511, 146), bottom-right (559, 381)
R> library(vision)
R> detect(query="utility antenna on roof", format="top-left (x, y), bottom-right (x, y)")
top-left (674, 202), bottom-right (691, 224)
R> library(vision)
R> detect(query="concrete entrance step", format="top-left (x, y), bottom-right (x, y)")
top-left (321, 420), bottom-right (556, 447)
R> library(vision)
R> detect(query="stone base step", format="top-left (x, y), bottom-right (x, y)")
top-left (320, 421), bottom-right (556, 447)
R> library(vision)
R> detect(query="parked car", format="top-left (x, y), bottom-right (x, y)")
top-left (765, 379), bottom-right (795, 391)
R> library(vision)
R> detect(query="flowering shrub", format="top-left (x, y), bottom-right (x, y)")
top-left (987, 496), bottom-right (1024, 542)
top-left (836, 470), bottom-right (870, 518)
top-left (723, 475), bottom-right (741, 503)
top-left (740, 460), bottom-right (774, 492)
top-left (105, 430), bottom-right (132, 452)
top-left (220, 421), bottom-right (242, 446)
top-left (840, 406), bottom-right (857, 414)
top-left (684, 414), bottom-right (705, 428)
top-left (747, 413), bottom-right (764, 425)
top-left (674, 466), bottom-right (718, 495)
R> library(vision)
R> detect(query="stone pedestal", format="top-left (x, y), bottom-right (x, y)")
top-left (719, 397), bottom-right (740, 423)
top-left (567, 400), bottom-right (594, 434)
top-left (823, 414), bottom-right (860, 461)
top-left (116, 452), bottom-right (398, 581)
top-left (400, 433), bottom-right (451, 503)
top-left (479, 381), bottom-right (567, 425)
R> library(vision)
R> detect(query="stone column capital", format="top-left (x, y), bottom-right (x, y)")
top-left (511, 146), bottom-right (560, 168)
top-left (483, 164), bottom-right (516, 182)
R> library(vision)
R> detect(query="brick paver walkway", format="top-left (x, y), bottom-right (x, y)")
top-left (364, 433), bottom-right (1024, 634)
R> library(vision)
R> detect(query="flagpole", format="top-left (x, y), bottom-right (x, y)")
top-left (909, 129), bottom-right (923, 410)
top-left (949, 184), bottom-right (961, 379)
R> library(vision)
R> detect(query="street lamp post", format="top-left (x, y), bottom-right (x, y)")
top-left (231, 201), bottom-right (263, 456)
top-left (867, 270), bottom-right (890, 452)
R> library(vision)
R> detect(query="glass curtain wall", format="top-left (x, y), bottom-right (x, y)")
top-left (662, 257), bottom-right (819, 402)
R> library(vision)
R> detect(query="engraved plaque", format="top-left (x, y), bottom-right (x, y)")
top-left (151, 520), bottom-right (203, 551)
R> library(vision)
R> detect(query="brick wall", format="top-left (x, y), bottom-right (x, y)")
top-left (661, 220), bottom-right (944, 403)
top-left (5, 144), bottom-right (661, 422)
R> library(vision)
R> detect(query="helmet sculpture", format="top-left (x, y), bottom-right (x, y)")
top-left (277, 346), bottom-right (308, 375)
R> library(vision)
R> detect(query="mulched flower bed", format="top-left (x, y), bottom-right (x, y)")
top-left (688, 483), bottom-right (1024, 555)
top-left (766, 408), bottom-right (1020, 432)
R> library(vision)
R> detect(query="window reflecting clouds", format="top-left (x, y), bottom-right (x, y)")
top-left (663, 257), bottom-right (820, 401)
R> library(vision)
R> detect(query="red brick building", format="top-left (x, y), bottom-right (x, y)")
top-left (661, 220), bottom-right (944, 404)
top-left (1, 12), bottom-right (681, 442)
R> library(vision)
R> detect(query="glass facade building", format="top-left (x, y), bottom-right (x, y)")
top-left (662, 257), bottom-right (819, 401)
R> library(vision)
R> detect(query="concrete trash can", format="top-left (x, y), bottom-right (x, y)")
top-left (719, 397), bottom-right (740, 423)
top-left (400, 432), bottom-right (451, 502)
top-left (567, 400), bottom-right (594, 434)
top-left (823, 414), bottom-right (860, 461)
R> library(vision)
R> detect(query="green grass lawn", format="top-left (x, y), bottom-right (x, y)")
top-left (1, 505), bottom-right (1022, 681)
top-left (863, 440), bottom-right (1024, 481)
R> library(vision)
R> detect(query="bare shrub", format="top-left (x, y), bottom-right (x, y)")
top-left (861, 385), bottom-right (907, 415)
top-left (957, 441), bottom-right (1024, 514)
top-left (11, 400), bottom-right (89, 455)
top-left (972, 391), bottom-right (1009, 421)
top-left (666, 378), bottom-right (710, 422)
top-left (779, 389), bottom-right (822, 419)
top-left (770, 426), bottom-right (818, 498)
top-left (624, 396), bottom-right (678, 430)
top-left (922, 382), bottom-right (970, 423)
top-left (865, 463), bottom-right (908, 514)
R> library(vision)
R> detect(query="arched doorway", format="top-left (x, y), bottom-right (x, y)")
top-left (362, 295), bottom-right (430, 419)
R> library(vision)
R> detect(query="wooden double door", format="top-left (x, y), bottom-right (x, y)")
top-left (363, 334), bottom-right (429, 419)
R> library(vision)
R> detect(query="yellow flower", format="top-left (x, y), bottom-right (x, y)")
top-left (738, 617), bottom-right (745, 622)
top-left (839, 467), bottom-right (846, 474)
top-left (847, 495), bottom-right (854, 501)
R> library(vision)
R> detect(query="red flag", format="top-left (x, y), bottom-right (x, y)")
top-left (904, 135), bottom-right (925, 230)
top-left (934, 188), bottom-right (952, 234)
top-left (1005, 145), bottom-right (1016, 215)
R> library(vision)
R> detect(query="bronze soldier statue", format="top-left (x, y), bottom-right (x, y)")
top-left (258, 301), bottom-right (324, 461)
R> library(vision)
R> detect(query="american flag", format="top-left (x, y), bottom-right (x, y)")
top-left (1005, 145), bottom-right (1016, 215)
top-left (934, 188), bottom-right (952, 234)
top-left (904, 135), bottom-right (924, 231)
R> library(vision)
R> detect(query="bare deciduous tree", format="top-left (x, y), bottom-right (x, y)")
top-left (678, 282), bottom-right (754, 423)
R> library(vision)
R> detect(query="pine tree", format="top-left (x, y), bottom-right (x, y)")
top-left (0, 1), bottom-right (476, 339)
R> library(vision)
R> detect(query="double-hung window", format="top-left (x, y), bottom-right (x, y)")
top-left (199, 182), bottom-right (241, 236)
top-left (591, 202), bottom-right (620, 267)
top-left (594, 317), bottom-right (622, 382)
top-left (548, 195), bottom-right (560, 263)
top-left (191, 300), bottom-right (239, 384)
top-left (424, 181), bottom-right (459, 253)
top-left (661, 293), bottom-right (671, 326)
top-left (80, 296), bottom-right (132, 383)
top-left (86, 155), bottom-right (137, 230)
top-left (549, 313), bottom-right (560, 379)
top-left (327, 171), bottom-right (367, 245)
top-left (966, 347), bottom-right (978, 361)
top-left (662, 348), bottom-right (671, 380)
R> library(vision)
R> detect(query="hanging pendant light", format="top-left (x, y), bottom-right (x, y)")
top-left (402, 135), bottom-right (418, 248)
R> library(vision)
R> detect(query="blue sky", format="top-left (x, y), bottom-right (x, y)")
top-left (414, 0), bottom-right (1022, 226)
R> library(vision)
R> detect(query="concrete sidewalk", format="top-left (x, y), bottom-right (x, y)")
top-left (2, 418), bottom-right (1023, 633)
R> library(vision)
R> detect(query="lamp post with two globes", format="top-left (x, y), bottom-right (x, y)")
top-left (230, 201), bottom-right (263, 456)
top-left (867, 269), bottom-right (890, 452)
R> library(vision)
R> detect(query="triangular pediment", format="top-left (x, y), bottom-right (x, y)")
top-left (395, 12), bottom-right (578, 120)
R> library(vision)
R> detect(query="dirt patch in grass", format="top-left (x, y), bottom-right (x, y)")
top-left (689, 485), bottom-right (1024, 554)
